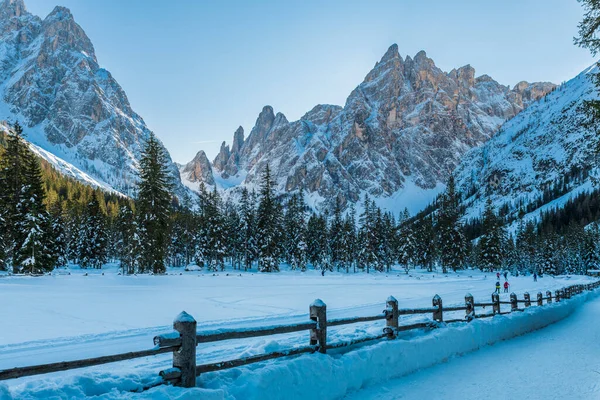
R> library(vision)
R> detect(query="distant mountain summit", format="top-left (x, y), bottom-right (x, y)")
top-left (0, 0), bottom-right (184, 195)
top-left (184, 44), bottom-right (555, 212)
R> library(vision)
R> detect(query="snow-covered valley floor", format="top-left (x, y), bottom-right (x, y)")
top-left (0, 267), bottom-right (596, 399)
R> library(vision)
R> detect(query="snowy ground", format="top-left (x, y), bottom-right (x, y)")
top-left (0, 266), bottom-right (596, 399)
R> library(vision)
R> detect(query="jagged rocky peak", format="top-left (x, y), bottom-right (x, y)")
top-left (42, 5), bottom-right (96, 60)
top-left (1, 0), bottom-right (28, 17)
top-left (213, 141), bottom-right (230, 172)
top-left (182, 150), bottom-right (214, 186)
top-left (185, 44), bottom-right (557, 213)
top-left (231, 126), bottom-right (244, 153)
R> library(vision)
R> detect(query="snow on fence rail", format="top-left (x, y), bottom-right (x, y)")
top-left (0, 281), bottom-right (599, 390)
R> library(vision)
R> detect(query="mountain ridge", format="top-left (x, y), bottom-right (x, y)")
top-left (183, 44), bottom-right (556, 213)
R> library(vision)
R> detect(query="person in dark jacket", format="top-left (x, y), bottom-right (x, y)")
top-left (495, 281), bottom-right (501, 294)
top-left (533, 272), bottom-right (537, 282)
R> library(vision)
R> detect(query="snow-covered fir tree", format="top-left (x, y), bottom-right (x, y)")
top-left (437, 175), bottom-right (466, 273)
top-left (116, 204), bottom-right (141, 274)
top-left (14, 151), bottom-right (55, 273)
top-left (256, 165), bottom-right (283, 272)
top-left (478, 198), bottom-right (505, 272)
top-left (137, 134), bottom-right (173, 274)
top-left (284, 192), bottom-right (308, 271)
top-left (78, 195), bottom-right (108, 269)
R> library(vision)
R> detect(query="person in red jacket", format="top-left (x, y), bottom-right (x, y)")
top-left (504, 281), bottom-right (510, 293)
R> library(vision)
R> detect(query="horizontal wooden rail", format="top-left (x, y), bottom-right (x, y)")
top-left (0, 345), bottom-right (178, 381)
top-left (398, 306), bottom-right (440, 315)
top-left (328, 314), bottom-right (386, 327)
top-left (195, 322), bottom-right (317, 344)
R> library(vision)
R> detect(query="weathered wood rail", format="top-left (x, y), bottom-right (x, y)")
top-left (1, 281), bottom-right (598, 389)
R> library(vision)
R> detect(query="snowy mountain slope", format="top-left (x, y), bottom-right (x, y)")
top-left (184, 44), bottom-right (555, 213)
top-left (0, 120), bottom-right (121, 194)
top-left (0, 0), bottom-right (184, 197)
top-left (454, 65), bottom-right (600, 228)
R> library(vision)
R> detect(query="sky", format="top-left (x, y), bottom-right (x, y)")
top-left (24, 0), bottom-right (597, 163)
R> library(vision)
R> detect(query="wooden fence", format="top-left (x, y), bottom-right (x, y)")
top-left (1, 281), bottom-right (599, 389)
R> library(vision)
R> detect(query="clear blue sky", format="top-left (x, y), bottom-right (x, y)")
top-left (25, 0), bottom-right (596, 163)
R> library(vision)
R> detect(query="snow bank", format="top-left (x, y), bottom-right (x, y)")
top-left (196, 290), bottom-right (598, 400)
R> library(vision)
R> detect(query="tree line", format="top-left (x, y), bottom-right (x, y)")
top-left (1, 122), bottom-right (598, 276)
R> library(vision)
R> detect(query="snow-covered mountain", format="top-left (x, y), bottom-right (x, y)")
top-left (454, 64), bottom-right (599, 228)
top-left (0, 0), bottom-right (184, 196)
top-left (184, 44), bottom-right (555, 213)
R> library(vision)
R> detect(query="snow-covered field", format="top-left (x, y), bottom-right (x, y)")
top-left (0, 266), bottom-right (596, 399)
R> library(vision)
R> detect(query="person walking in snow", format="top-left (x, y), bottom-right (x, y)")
top-left (496, 272), bottom-right (500, 280)
top-left (503, 271), bottom-right (508, 281)
top-left (495, 281), bottom-right (501, 294)
top-left (504, 281), bottom-right (510, 293)
top-left (533, 272), bottom-right (537, 282)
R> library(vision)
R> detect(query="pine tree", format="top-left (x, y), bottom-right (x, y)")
top-left (284, 192), bottom-right (308, 271)
top-left (48, 202), bottom-right (68, 268)
top-left (437, 176), bottom-right (466, 273)
top-left (116, 204), bottom-right (141, 274)
top-left (328, 200), bottom-right (344, 271)
top-left (306, 213), bottom-right (328, 269)
top-left (13, 147), bottom-right (55, 273)
top-left (239, 188), bottom-right (258, 270)
top-left (479, 199), bottom-right (504, 272)
top-left (256, 165), bottom-right (282, 272)
top-left (0, 122), bottom-right (29, 269)
top-left (358, 196), bottom-right (379, 273)
top-left (583, 224), bottom-right (600, 273)
top-left (78, 195), bottom-right (108, 269)
top-left (415, 215), bottom-right (436, 272)
top-left (398, 209), bottom-right (417, 273)
top-left (341, 205), bottom-right (357, 273)
top-left (541, 234), bottom-right (558, 276)
top-left (137, 134), bottom-right (173, 274)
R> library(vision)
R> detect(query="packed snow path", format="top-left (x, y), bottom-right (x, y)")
top-left (345, 294), bottom-right (600, 400)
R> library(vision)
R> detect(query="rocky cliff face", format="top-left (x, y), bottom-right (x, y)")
top-left (454, 64), bottom-right (598, 228)
top-left (0, 0), bottom-right (184, 195)
top-left (185, 44), bottom-right (555, 212)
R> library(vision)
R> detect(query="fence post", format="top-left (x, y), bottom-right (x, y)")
top-left (310, 299), bottom-right (327, 354)
top-left (510, 293), bottom-right (518, 311)
top-left (555, 289), bottom-right (561, 302)
top-left (465, 293), bottom-right (474, 321)
top-left (385, 296), bottom-right (399, 337)
top-left (546, 290), bottom-right (552, 304)
top-left (492, 293), bottom-right (500, 314)
top-left (524, 292), bottom-right (531, 307)
top-left (537, 292), bottom-right (543, 306)
top-left (173, 311), bottom-right (197, 388)
top-left (432, 295), bottom-right (443, 322)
